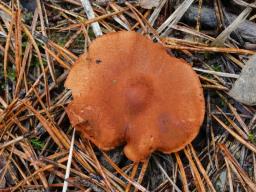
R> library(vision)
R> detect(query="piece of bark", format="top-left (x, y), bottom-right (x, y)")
top-left (229, 55), bottom-right (256, 105)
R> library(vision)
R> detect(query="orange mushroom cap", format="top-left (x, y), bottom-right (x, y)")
top-left (65, 31), bottom-right (205, 162)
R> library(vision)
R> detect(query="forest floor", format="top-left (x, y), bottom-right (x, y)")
top-left (0, 0), bottom-right (256, 191)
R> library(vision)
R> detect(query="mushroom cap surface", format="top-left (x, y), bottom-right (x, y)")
top-left (65, 31), bottom-right (205, 162)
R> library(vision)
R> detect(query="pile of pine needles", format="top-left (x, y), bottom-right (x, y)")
top-left (0, 0), bottom-right (256, 191)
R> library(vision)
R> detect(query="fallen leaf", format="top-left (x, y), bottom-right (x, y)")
top-left (229, 55), bottom-right (256, 105)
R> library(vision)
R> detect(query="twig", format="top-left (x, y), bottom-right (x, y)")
top-left (80, 0), bottom-right (102, 37)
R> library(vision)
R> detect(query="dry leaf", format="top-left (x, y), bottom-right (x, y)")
top-left (229, 55), bottom-right (256, 105)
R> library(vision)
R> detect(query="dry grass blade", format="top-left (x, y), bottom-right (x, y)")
top-left (233, 0), bottom-right (256, 9)
top-left (60, 8), bottom-right (129, 31)
top-left (103, 153), bottom-right (148, 192)
top-left (224, 157), bottom-right (234, 192)
top-left (44, 47), bottom-right (71, 70)
top-left (193, 68), bottom-right (239, 78)
top-left (212, 114), bottom-right (256, 154)
top-left (14, 8), bottom-right (21, 79)
top-left (22, 102), bottom-right (63, 147)
top-left (211, 7), bottom-right (252, 46)
top-left (62, 129), bottom-right (75, 192)
top-left (164, 43), bottom-right (256, 55)
top-left (0, 133), bottom-right (31, 150)
top-left (189, 145), bottom-right (216, 192)
top-left (134, 159), bottom-right (148, 192)
top-left (153, 157), bottom-right (182, 192)
top-left (157, 0), bottom-right (195, 35)
top-left (218, 93), bottom-right (250, 134)
top-left (125, 162), bottom-right (138, 192)
top-left (87, 143), bottom-right (113, 191)
top-left (216, 106), bottom-right (248, 139)
top-left (14, 9), bottom-right (39, 97)
top-left (175, 153), bottom-right (189, 192)
top-left (36, 0), bottom-right (56, 83)
top-left (218, 144), bottom-right (256, 191)
top-left (184, 148), bottom-right (206, 192)
top-left (148, 0), bottom-right (168, 25)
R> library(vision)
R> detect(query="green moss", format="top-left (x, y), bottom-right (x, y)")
top-left (212, 64), bottom-right (222, 72)
top-left (30, 138), bottom-right (45, 150)
top-left (30, 58), bottom-right (41, 67)
top-left (7, 70), bottom-right (16, 81)
top-left (248, 133), bottom-right (256, 144)
top-left (49, 33), bottom-right (69, 46)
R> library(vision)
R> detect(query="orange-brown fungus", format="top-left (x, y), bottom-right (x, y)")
top-left (65, 31), bottom-right (205, 162)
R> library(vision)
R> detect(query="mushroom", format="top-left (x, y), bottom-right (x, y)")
top-left (65, 31), bottom-right (205, 162)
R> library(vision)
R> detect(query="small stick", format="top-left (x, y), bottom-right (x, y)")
top-left (80, 0), bottom-right (102, 37)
